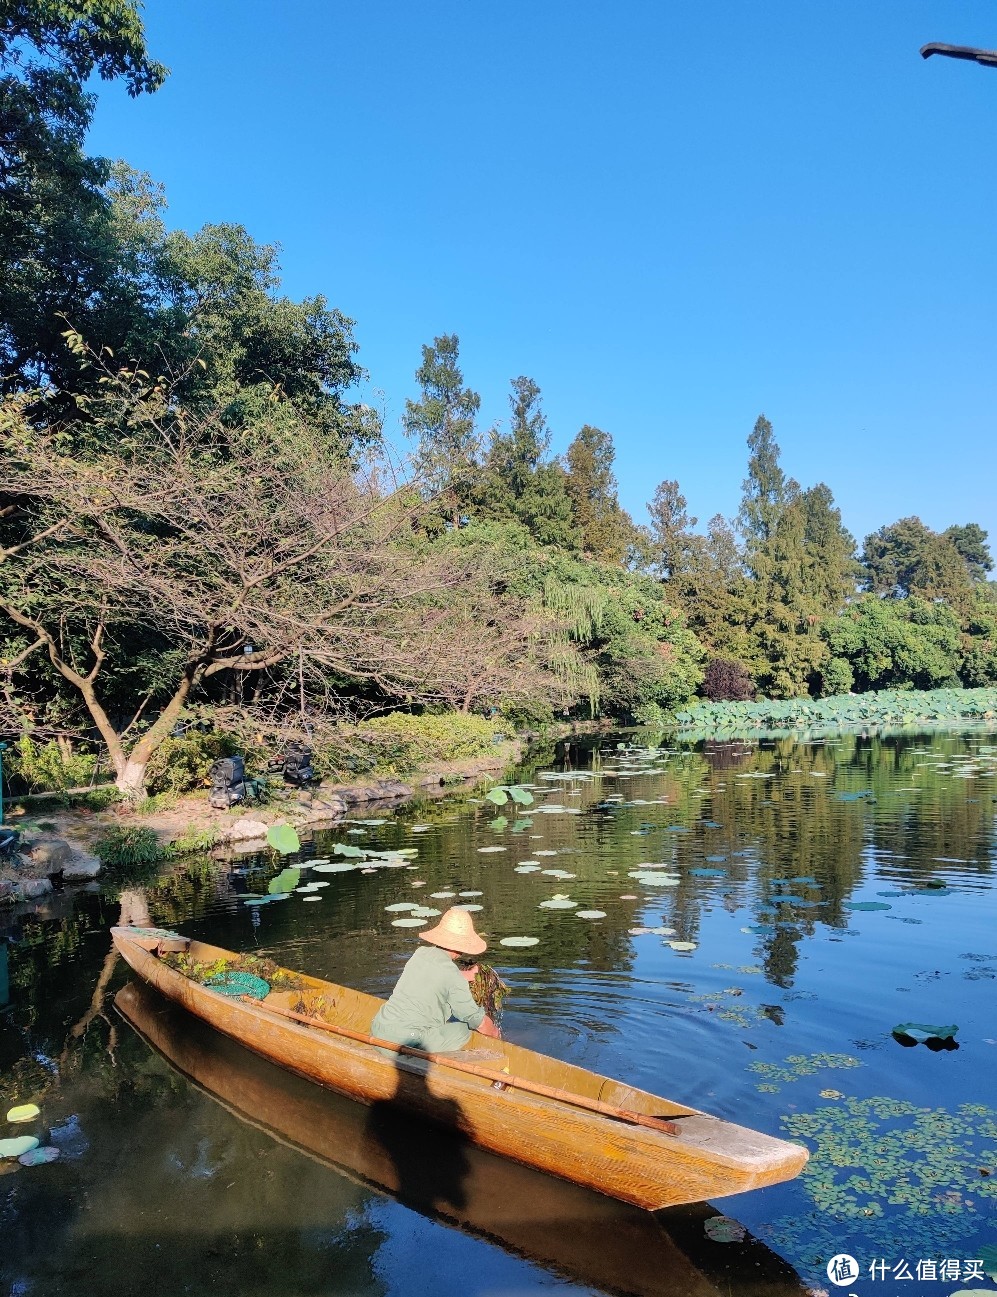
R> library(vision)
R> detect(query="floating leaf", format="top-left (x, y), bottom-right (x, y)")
top-left (510, 787), bottom-right (535, 805)
top-left (500, 936), bottom-right (539, 947)
top-left (689, 867), bottom-right (726, 878)
top-left (477, 846), bottom-right (506, 854)
top-left (332, 844), bottom-right (366, 858)
top-left (892, 1022), bottom-right (958, 1044)
top-left (303, 895), bottom-right (322, 902)
top-left (6, 1105), bottom-right (40, 1124)
top-left (669, 940), bottom-right (697, 952)
top-left (0, 1136), bottom-right (39, 1159)
top-left (485, 788), bottom-right (509, 805)
top-left (409, 906), bottom-right (441, 918)
top-left (312, 861), bottom-right (359, 873)
top-left (268, 867), bottom-right (300, 895)
top-left (453, 903), bottom-right (483, 912)
top-left (650, 926), bottom-right (675, 936)
top-left (628, 926), bottom-right (651, 935)
top-left (576, 910), bottom-right (606, 920)
top-left (459, 890), bottom-right (483, 897)
top-left (266, 823), bottom-right (301, 856)
top-left (489, 816), bottom-right (508, 831)
top-left (430, 891), bottom-right (456, 898)
top-left (391, 917), bottom-right (428, 928)
top-left (385, 902), bottom-right (419, 912)
top-left (703, 1215), bottom-right (745, 1243)
top-left (539, 896), bottom-right (578, 910)
top-left (845, 901), bottom-right (892, 911)
top-left (17, 1146), bottom-right (59, 1167)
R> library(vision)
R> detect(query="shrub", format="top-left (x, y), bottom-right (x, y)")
top-left (702, 658), bottom-right (756, 702)
top-left (818, 656), bottom-right (854, 698)
top-left (144, 731), bottom-right (241, 796)
top-left (7, 735), bottom-right (98, 795)
top-left (315, 712), bottom-right (498, 778)
top-left (166, 826), bottom-right (220, 856)
top-left (92, 826), bottom-right (165, 871)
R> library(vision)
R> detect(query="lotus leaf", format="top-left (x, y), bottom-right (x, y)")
top-left (430, 891), bottom-right (456, 898)
top-left (500, 936), bottom-right (539, 947)
top-left (669, 940), bottom-right (697, 952)
top-left (266, 824), bottom-right (301, 855)
top-left (689, 867), bottom-right (726, 878)
top-left (453, 903), bottom-right (483, 911)
top-left (303, 896), bottom-right (322, 902)
top-left (6, 1105), bottom-right (40, 1124)
top-left (385, 902), bottom-right (419, 912)
top-left (332, 844), bottom-right (366, 858)
top-left (458, 890), bottom-right (483, 897)
top-left (892, 1022), bottom-right (958, 1043)
top-left (514, 865), bottom-right (541, 873)
top-left (268, 867), bottom-right (300, 895)
top-left (539, 896), bottom-right (577, 909)
top-left (576, 910), bottom-right (606, 919)
top-left (485, 788), bottom-right (509, 804)
top-left (0, 1136), bottom-right (39, 1159)
top-left (391, 917), bottom-right (428, 927)
top-left (409, 907), bottom-right (441, 918)
top-left (18, 1146), bottom-right (59, 1166)
top-left (845, 901), bottom-right (892, 911)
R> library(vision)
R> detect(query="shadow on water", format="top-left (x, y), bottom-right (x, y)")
top-left (365, 1052), bottom-right (471, 1215)
top-left (111, 980), bottom-right (810, 1297)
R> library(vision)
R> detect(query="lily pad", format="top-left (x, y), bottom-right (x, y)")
top-left (892, 1022), bottom-right (958, 1044)
top-left (332, 844), bottom-right (366, 858)
top-left (6, 1105), bottom-right (40, 1124)
top-left (845, 901), bottom-right (892, 911)
top-left (485, 787), bottom-right (509, 804)
top-left (17, 1146), bottom-right (59, 1166)
top-left (453, 903), bottom-right (483, 912)
top-left (385, 902), bottom-right (419, 912)
top-left (410, 907), bottom-right (441, 918)
top-left (477, 846), bottom-right (506, 854)
top-left (630, 872), bottom-right (680, 886)
top-left (391, 917), bottom-right (428, 928)
top-left (266, 823), bottom-right (301, 856)
top-left (312, 860), bottom-right (359, 873)
top-left (268, 867), bottom-right (300, 895)
top-left (689, 867), bottom-right (726, 878)
top-left (500, 936), bottom-right (540, 947)
top-left (430, 891), bottom-right (456, 898)
top-left (514, 864), bottom-right (541, 874)
top-left (0, 1136), bottom-right (39, 1159)
top-left (302, 895), bottom-right (323, 902)
top-left (576, 910), bottom-right (607, 919)
top-left (703, 1215), bottom-right (746, 1243)
top-left (669, 940), bottom-right (697, 952)
top-left (459, 890), bottom-right (483, 897)
top-left (539, 896), bottom-right (578, 910)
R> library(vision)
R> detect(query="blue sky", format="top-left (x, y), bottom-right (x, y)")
top-left (88, 1), bottom-right (997, 549)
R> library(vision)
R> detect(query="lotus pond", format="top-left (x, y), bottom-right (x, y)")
top-left (2, 727), bottom-right (997, 1296)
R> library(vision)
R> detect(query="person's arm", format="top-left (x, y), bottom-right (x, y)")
top-left (477, 1013), bottom-right (501, 1039)
top-left (443, 962), bottom-right (487, 1031)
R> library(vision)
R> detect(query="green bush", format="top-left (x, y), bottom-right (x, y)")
top-left (7, 735), bottom-right (98, 794)
top-left (166, 826), bottom-right (220, 856)
top-left (315, 712), bottom-right (498, 778)
top-left (92, 825), bottom-right (165, 871)
top-left (144, 731), bottom-right (240, 796)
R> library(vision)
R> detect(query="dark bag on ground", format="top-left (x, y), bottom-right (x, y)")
top-left (281, 743), bottom-right (314, 786)
top-left (209, 756), bottom-right (247, 808)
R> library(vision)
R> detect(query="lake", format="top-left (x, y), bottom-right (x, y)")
top-left (2, 728), bottom-right (996, 1296)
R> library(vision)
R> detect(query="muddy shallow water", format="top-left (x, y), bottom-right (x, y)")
top-left (2, 728), bottom-right (996, 1296)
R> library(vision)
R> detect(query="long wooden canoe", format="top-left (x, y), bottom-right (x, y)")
top-left (115, 978), bottom-right (811, 1297)
top-left (111, 925), bottom-right (808, 1210)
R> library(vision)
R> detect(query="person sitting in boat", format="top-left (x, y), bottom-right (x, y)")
top-left (371, 907), bottom-right (502, 1054)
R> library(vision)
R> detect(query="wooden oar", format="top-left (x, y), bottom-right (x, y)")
top-left (246, 996), bottom-right (681, 1137)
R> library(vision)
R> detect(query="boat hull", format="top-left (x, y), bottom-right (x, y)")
top-left (111, 927), bottom-right (807, 1210)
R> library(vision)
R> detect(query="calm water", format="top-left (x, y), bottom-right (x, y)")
top-left (2, 729), bottom-right (996, 1297)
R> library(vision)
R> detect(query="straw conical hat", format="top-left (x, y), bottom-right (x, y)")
top-left (419, 906), bottom-right (486, 956)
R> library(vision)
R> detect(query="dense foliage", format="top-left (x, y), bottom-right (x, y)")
top-left (1, 1), bottom-right (995, 795)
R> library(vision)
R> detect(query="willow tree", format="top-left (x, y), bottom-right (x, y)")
top-left (0, 354), bottom-right (494, 794)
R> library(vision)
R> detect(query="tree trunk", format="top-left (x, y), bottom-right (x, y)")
top-left (116, 758), bottom-right (149, 797)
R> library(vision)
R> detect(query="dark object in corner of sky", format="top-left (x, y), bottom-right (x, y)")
top-left (920, 42), bottom-right (997, 68)
top-left (280, 742), bottom-right (315, 787)
top-left (209, 756), bottom-right (247, 809)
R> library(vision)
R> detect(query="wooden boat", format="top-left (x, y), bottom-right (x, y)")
top-left (111, 925), bottom-right (808, 1211)
top-left (115, 978), bottom-right (811, 1297)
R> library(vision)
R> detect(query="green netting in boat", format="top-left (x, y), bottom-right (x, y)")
top-left (205, 971), bottom-right (271, 999)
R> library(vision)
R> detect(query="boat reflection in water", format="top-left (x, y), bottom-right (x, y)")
top-left (115, 981), bottom-right (808, 1297)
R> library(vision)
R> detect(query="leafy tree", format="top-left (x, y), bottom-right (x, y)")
top-left (562, 424), bottom-right (637, 563)
top-left (823, 596), bottom-right (962, 692)
top-left (943, 523), bottom-right (993, 583)
top-left (473, 377), bottom-right (579, 549)
top-left (860, 517), bottom-right (973, 607)
top-left (402, 333), bottom-right (481, 524)
top-left (647, 479), bottom-right (700, 581)
top-left (702, 658), bottom-right (755, 702)
top-left (798, 483), bottom-right (859, 610)
top-left (1, 0), bottom-right (166, 390)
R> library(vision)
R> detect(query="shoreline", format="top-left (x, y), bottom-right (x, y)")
top-left (1, 740), bottom-right (526, 904)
